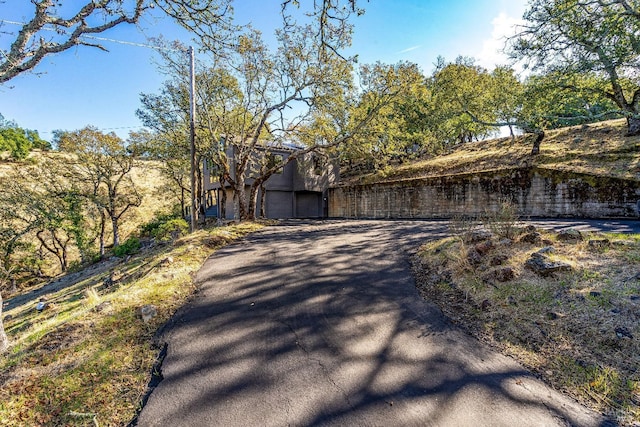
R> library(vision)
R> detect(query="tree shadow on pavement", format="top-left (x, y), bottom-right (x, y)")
top-left (136, 220), bottom-right (613, 427)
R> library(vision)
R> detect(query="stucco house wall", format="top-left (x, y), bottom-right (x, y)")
top-left (203, 145), bottom-right (338, 219)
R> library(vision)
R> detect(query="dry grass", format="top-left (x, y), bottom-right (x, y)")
top-left (414, 226), bottom-right (640, 425)
top-left (0, 150), bottom-right (267, 425)
top-left (347, 119), bottom-right (640, 184)
top-left (0, 221), bottom-right (264, 426)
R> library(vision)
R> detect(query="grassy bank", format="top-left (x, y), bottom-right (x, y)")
top-left (348, 119), bottom-right (640, 185)
top-left (413, 222), bottom-right (640, 425)
top-left (0, 222), bottom-right (264, 426)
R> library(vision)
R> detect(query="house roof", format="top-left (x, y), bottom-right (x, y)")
top-left (220, 135), bottom-right (306, 152)
top-left (249, 139), bottom-right (307, 153)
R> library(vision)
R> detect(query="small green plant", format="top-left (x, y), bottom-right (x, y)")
top-left (113, 237), bottom-right (140, 257)
top-left (155, 218), bottom-right (189, 241)
top-left (483, 199), bottom-right (520, 239)
top-left (140, 213), bottom-right (188, 241)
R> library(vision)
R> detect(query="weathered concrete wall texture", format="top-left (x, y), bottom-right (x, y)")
top-left (329, 167), bottom-right (640, 218)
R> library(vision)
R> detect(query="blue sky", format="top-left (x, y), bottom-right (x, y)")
top-left (0, 0), bottom-right (528, 141)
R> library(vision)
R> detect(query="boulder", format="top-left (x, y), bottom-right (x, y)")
top-left (490, 254), bottom-right (509, 266)
top-left (525, 252), bottom-right (572, 277)
top-left (588, 239), bottom-right (610, 250)
top-left (615, 326), bottom-right (633, 340)
top-left (493, 267), bottom-right (516, 282)
top-left (474, 240), bottom-right (495, 256)
top-left (36, 297), bottom-right (49, 312)
top-left (467, 248), bottom-right (483, 266)
top-left (520, 232), bottom-right (542, 244)
top-left (139, 305), bottom-right (158, 323)
top-left (465, 229), bottom-right (493, 243)
top-left (498, 238), bottom-right (513, 246)
top-left (485, 267), bottom-right (515, 282)
top-left (495, 267), bottom-right (515, 282)
top-left (557, 228), bottom-right (583, 242)
top-left (537, 246), bottom-right (556, 254)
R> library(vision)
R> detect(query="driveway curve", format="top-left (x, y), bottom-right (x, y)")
top-left (137, 220), bottom-right (615, 427)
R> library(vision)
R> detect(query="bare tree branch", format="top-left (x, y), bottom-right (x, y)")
top-left (0, 0), bottom-right (149, 83)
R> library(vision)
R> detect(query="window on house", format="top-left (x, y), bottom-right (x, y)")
top-left (267, 153), bottom-right (284, 174)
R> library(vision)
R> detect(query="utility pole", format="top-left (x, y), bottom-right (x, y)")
top-left (189, 45), bottom-right (197, 232)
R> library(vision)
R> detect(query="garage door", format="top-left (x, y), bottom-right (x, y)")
top-left (266, 191), bottom-right (293, 219)
top-left (295, 192), bottom-right (322, 218)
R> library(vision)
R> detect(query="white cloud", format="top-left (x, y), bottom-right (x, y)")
top-left (476, 12), bottom-right (524, 70)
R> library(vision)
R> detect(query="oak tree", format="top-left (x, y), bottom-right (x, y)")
top-left (510, 0), bottom-right (640, 135)
top-left (143, 0), bottom-right (373, 221)
top-left (0, 0), bottom-right (149, 83)
top-left (56, 127), bottom-right (142, 251)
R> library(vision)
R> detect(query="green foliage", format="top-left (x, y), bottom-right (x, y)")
top-left (428, 56), bottom-right (502, 144)
top-left (519, 72), bottom-right (620, 132)
top-left (509, 0), bottom-right (640, 133)
top-left (113, 237), bottom-right (140, 257)
top-left (0, 127), bottom-right (31, 159)
top-left (341, 61), bottom-right (435, 170)
top-left (26, 129), bottom-right (50, 150)
top-left (54, 126), bottom-right (142, 249)
top-left (138, 0), bottom-right (372, 221)
top-left (140, 214), bottom-right (188, 241)
top-left (156, 219), bottom-right (189, 241)
top-left (0, 114), bottom-right (50, 160)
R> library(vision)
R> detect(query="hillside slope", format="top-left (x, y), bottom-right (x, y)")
top-left (346, 119), bottom-right (640, 185)
top-left (0, 152), bottom-right (176, 287)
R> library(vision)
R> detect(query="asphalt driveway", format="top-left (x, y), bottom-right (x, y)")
top-left (136, 220), bottom-right (621, 426)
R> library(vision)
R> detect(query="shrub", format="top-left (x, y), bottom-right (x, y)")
top-left (483, 200), bottom-right (520, 239)
top-left (155, 218), bottom-right (189, 241)
top-left (140, 212), bottom-right (188, 241)
top-left (113, 237), bottom-right (140, 257)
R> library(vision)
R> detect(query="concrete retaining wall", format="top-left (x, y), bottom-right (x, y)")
top-left (329, 167), bottom-right (640, 219)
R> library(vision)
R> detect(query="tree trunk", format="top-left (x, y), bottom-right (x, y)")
top-left (259, 184), bottom-right (267, 218)
top-left (219, 187), bottom-right (227, 220)
top-left (60, 247), bottom-right (68, 272)
top-left (247, 183), bottom-right (262, 221)
top-left (112, 215), bottom-right (120, 247)
top-left (196, 165), bottom-right (205, 226)
top-left (0, 292), bottom-right (8, 354)
top-left (234, 175), bottom-right (249, 221)
top-left (531, 130), bottom-right (545, 155)
top-left (627, 116), bottom-right (640, 136)
top-left (180, 187), bottom-right (186, 219)
top-left (36, 231), bottom-right (67, 273)
top-left (99, 210), bottom-right (106, 258)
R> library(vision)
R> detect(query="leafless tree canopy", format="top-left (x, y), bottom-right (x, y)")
top-left (0, 0), bottom-right (149, 84)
